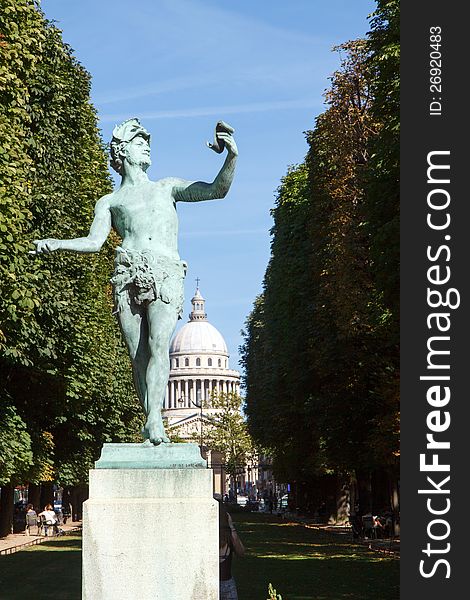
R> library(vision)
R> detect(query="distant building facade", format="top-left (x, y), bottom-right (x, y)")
top-left (162, 287), bottom-right (241, 496)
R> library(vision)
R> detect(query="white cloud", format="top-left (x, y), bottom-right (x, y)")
top-left (180, 228), bottom-right (267, 238)
top-left (99, 98), bottom-right (321, 123)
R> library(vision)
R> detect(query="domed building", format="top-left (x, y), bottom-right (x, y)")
top-left (163, 286), bottom-right (240, 436)
top-left (163, 286), bottom-right (241, 498)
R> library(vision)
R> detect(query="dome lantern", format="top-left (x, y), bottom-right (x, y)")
top-left (189, 281), bottom-right (207, 322)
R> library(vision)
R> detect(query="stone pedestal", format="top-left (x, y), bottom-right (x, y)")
top-left (82, 443), bottom-right (218, 600)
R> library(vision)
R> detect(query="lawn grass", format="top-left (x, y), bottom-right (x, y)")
top-left (231, 513), bottom-right (399, 600)
top-left (0, 535), bottom-right (82, 600)
top-left (0, 515), bottom-right (399, 600)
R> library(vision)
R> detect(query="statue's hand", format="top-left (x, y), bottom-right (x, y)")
top-left (207, 121), bottom-right (237, 156)
top-left (29, 238), bottom-right (62, 255)
top-left (217, 130), bottom-right (238, 157)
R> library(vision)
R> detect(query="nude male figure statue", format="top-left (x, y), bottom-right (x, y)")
top-left (31, 118), bottom-right (237, 444)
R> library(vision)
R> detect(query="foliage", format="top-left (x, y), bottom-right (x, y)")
top-left (241, 163), bottom-right (321, 482)
top-left (242, 4), bottom-right (400, 501)
top-left (365, 0), bottom-right (400, 332)
top-left (0, 0), bottom-right (140, 488)
top-left (204, 392), bottom-right (256, 483)
top-left (303, 38), bottom-right (398, 472)
top-left (0, 402), bottom-right (33, 485)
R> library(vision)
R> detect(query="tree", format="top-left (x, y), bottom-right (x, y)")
top-left (242, 17), bottom-right (400, 513)
top-left (0, 0), bottom-right (141, 533)
top-left (204, 392), bottom-right (256, 494)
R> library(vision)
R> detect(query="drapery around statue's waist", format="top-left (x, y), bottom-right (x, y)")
top-left (111, 247), bottom-right (187, 317)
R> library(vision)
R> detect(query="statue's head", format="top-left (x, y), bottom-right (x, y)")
top-left (110, 118), bottom-right (151, 174)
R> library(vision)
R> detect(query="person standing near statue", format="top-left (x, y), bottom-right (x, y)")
top-left (219, 503), bottom-right (245, 600)
top-left (31, 118), bottom-right (237, 445)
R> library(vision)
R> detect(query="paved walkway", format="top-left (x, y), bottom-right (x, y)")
top-left (0, 520), bottom-right (82, 555)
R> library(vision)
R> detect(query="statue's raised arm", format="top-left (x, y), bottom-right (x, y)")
top-left (30, 194), bottom-right (112, 255)
top-left (172, 121), bottom-right (238, 203)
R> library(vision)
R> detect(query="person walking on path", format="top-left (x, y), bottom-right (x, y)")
top-left (219, 504), bottom-right (245, 600)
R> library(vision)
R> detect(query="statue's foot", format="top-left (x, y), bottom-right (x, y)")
top-left (142, 418), bottom-right (170, 445)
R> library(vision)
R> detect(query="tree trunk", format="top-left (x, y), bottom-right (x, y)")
top-left (76, 484), bottom-right (89, 521)
top-left (39, 482), bottom-right (54, 510)
top-left (66, 484), bottom-right (89, 522)
top-left (27, 482), bottom-right (41, 511)
top-left (356, 470), bottom-right (373, 514)
top-left (0, 484), bottom-right (14, 538)
top-left (335, 477), bottom-right (350, 524)
top-left (389, 469), bottom-right (400, 536)
top-left (69, 486), bottom-right (77, 521)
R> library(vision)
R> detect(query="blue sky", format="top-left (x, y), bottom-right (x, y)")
top-left (41, 0), bottom-right (376, 374)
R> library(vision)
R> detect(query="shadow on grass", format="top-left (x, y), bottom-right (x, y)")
top-left (0, 535), bottom-right (82, 600)
top-left (232, 514), bottom-right (399, 600)
top-left (0, 516), bottom-right (399, 600)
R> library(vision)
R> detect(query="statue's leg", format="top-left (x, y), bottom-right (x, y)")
top-left (143, 299), bottom-right (179, 445)
top-left (116, 300), bottom-right (150, 415)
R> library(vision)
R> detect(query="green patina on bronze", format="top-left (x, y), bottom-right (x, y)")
top-left (32, 118), bottom-right (237, 445)
top-left (95, 441), bottom-right (207, 469)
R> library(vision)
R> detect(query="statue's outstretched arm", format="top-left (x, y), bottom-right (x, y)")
top-left (172, 124), bottom-right (237, 203)
top-left (30, 195), bottom-right (112, 255)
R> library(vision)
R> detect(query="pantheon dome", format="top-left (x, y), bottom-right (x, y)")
top-left (163, 286), bottom-right (240, 436)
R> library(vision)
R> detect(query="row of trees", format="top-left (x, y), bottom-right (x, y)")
top-left (0, 0), bottom-right (141, 536)
top-left (241, 0), bottom-right (399, 516)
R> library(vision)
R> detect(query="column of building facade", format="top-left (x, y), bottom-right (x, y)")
top-left (200, 379), bottom-right (205, 404)
top-left (201, 379), bottom-right (206, 402)
top-left (189, 379), bottom-right (194, 405)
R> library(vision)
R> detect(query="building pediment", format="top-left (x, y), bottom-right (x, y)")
top-left (167, 412), bottom-right (214, 428)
